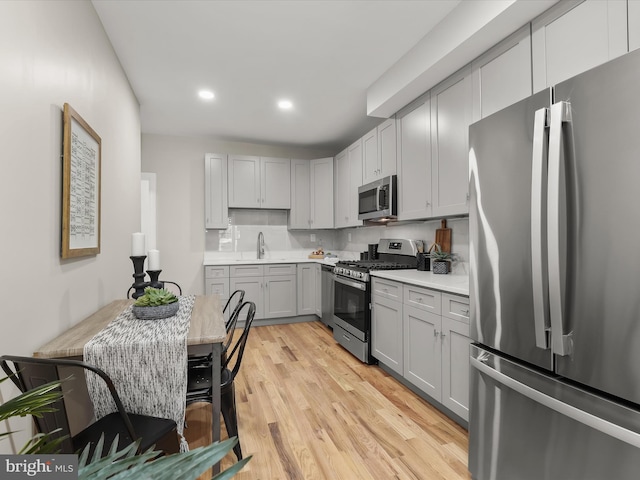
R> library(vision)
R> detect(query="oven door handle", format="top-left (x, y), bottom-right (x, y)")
top-left (333, 275), bottom-right (366, 291)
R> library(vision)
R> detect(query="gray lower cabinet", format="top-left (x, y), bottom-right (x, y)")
top-left (371, 277), bottom-right (471, 422)
top-left (206, 263), bottom-right (297, 320)
top-left (371, 294), bottom-right (403, 375)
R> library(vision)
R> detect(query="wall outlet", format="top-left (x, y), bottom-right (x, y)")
top-left (310, 233), bottom-right (316, 242)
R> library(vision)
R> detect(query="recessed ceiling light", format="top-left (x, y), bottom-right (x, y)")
top-left (198, 90), bottom-right (215, 100)
top-left (278, 99), bottom-right (293, 110)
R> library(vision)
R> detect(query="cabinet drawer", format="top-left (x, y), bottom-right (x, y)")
top-left (230, 265), bottom-right (264, 277)
top-left (264, 264), bottom-right (296, 276)
top-left (205, 278), bottom-right (229, 298)
top-left (404, 285), bottom-right (441, 313)
top-left (442, 293), bottom-right (470, 323)
top-left (204, 266), bottom-right (229, 278)
top-left (372, 278), bottom-right (402, 301)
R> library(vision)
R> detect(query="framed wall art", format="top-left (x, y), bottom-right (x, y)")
top-left (61, 103), bottom-right (101, 258)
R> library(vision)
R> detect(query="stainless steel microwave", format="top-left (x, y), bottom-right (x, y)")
top-left (358, 175), bottom-right (397, 221)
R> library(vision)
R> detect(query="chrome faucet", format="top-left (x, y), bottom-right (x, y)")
top-left (257, 231), bottom-right (265, 259)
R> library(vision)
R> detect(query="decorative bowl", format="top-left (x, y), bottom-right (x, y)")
top-left (132, 302), bottom-right (179, 320)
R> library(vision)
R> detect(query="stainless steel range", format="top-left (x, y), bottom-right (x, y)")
top-left (332, 238), bottom-right (420, 364)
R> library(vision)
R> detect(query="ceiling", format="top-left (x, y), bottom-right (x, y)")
top-left (91, 0), bottom-right (461, 153)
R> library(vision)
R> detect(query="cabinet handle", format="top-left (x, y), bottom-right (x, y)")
top-left (463, 309), bottom-right (470, 316)
top-left (426, 201), bottom-right (431, 207)
top-left (434, 330), bottom-right (439, 337)
top-left (417, 297), bottom-right (423, 303)
top-left (440, 332), bottom-right (446, 339)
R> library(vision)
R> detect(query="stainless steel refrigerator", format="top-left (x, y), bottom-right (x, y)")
top-left (469, 48), bottom-right (640, 480)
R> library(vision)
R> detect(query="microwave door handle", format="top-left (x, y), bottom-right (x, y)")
top-left (548, 101), bottom-right (571, 357)
top-left (376, 185), bottom-right (383, 211)
top-left (531, 107), bottom-right (550, 350)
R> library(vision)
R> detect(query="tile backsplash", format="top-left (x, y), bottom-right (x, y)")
top-left (205, 209), bottom-right (469, 270)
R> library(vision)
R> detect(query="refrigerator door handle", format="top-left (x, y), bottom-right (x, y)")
top-left (547, 101), bottom-right (572, 356)
top-left (531, 107), bottom-right (550, 350)
top-left (471, 356), bottom-right (640, 449)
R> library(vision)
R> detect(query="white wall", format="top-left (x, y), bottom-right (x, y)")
top-left (141, 133), bottom-right (334, 294)
top-left (0, 0), bottom-right (141, 452)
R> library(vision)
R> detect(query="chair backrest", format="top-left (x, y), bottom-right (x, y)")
top-left (1, 356), bottom-right (74, 452)
top-left (0, 355), bottom-right (139, 450)
top-left (222, 301), bottom-right (256, 381)
top-left (223, 289), bottom-right (245, 331)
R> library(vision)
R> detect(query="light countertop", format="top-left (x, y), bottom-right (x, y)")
top-left (204, 252), bottom-right (469, 296)
top-left (370, 270), bottom-right (469, 296)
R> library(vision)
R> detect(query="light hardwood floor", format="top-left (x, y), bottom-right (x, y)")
top-left (185, 321), bottom-right (471, 480)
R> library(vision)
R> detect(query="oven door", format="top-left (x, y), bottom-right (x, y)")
top-left (333, 275), bottom-right (369, 341)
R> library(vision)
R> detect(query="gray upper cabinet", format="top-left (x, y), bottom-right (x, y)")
top-left (531, 0), bottom-right (627, 92)
top-left (228, 155), bottom-right (291, 209)
top-left (290, 158), bottom-right (334, 230)
top-left (362, 118), bottom-right (397, 184)
top-left (204, 153), bottom-right (228, 229)
top-left (334, 140), bottom-right (362, 228)
top-left (471, 25), bottom-right (533, 122)
top-left (289, 159), bottom-right (311, 229)
top-left (431, 65), bottom-right (472, 218)
top-left (396, 95), bottom-right (432, 221)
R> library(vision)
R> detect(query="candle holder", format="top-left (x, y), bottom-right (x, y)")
top-left (147, 270), bottom-right (164, 289)
top-left (130, 255), bottom-right (148, 299)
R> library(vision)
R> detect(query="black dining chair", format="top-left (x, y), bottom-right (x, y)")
top-left (220, 301), bottom-right (256, 461)
top-left (223, 289), bottom-right (245, 332)
top-left (1, 355), bottom-right (179, 458)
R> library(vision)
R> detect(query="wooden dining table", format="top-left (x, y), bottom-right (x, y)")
top-left (33, 294), bottom-right (226, 472)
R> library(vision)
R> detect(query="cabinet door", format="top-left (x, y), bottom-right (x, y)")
top-left (347, 140), bottom-right (363, 227)
top-left (230, 277), bottom-right (264, 319)
top-left (371, 295), bottom-right (403, 374)
top-left (431, 66), bottom-right (472, 217)
top-left (261, 157), bottom-right (291, 209)
top-left (532, 0), bottom-right (627, 92)
top-left (397, 97), bottom-right (432, 220)
top-left (228, 155), bottom-right (261, 208)
top-left (362, 127), bottom-right (378, 184)
top-left (310, 158), bottom-right (334, 229)
top-left (471, 25), bottom-right (532, 121)
top-left (441, 317), bottom-right (471, 421)
top-left (296, 264), bottom-right (316, 315)
top-left (403, 305), bottom-right (441, 400)
top-left (377, 118), bottom-right (397, 178)
top-left (264, 275), bottom-right (297, 318)
top-left (289, 159), bottom-right (311, 229)
top-left (314, 264), bottom-right (322, 317)
top-left (334, 149), bottom-right (349, 228)
top-left (204, 153), bottom-right (228, 229)
top-left (205, 278), bottom-right (229, 299)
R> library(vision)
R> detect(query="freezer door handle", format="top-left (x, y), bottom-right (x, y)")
top-left (548, 101), bottom-right (571, 356)
top-left (531, 107), bottom-right (550, 350)
top-left (471, 355), bottom-right (640, 449)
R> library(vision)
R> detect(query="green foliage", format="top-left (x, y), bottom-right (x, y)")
top-left (1, 374), bottom-right (250, 479)
top-left (134, 287), bottom-right (178, 307)
top-left (429, 243), bottom-right (452, 262)
top-left (77, 436), bottom-right (251, 480)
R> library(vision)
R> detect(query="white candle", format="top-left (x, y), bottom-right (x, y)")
top-left (131, 233), bottom-right (146, 257)
top-left (148, 249), bottom-right (160, 271)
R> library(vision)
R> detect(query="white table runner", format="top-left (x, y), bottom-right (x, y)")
top-left (83, 295), bottom-right (195, 452)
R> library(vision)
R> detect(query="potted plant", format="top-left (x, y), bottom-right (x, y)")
top-left (132, 287), bottom-right (179, 319)
top-left (429, 243), bottom-right (452, 274)
top-left (1, 374), bottom-right (250, 479)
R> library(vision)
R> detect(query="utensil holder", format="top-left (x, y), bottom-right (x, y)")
top-left (417, 253), bottom-right (430, 271)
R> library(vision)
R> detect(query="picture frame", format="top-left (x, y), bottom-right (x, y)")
top-left (61, 103), bottom-right (101, 259)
